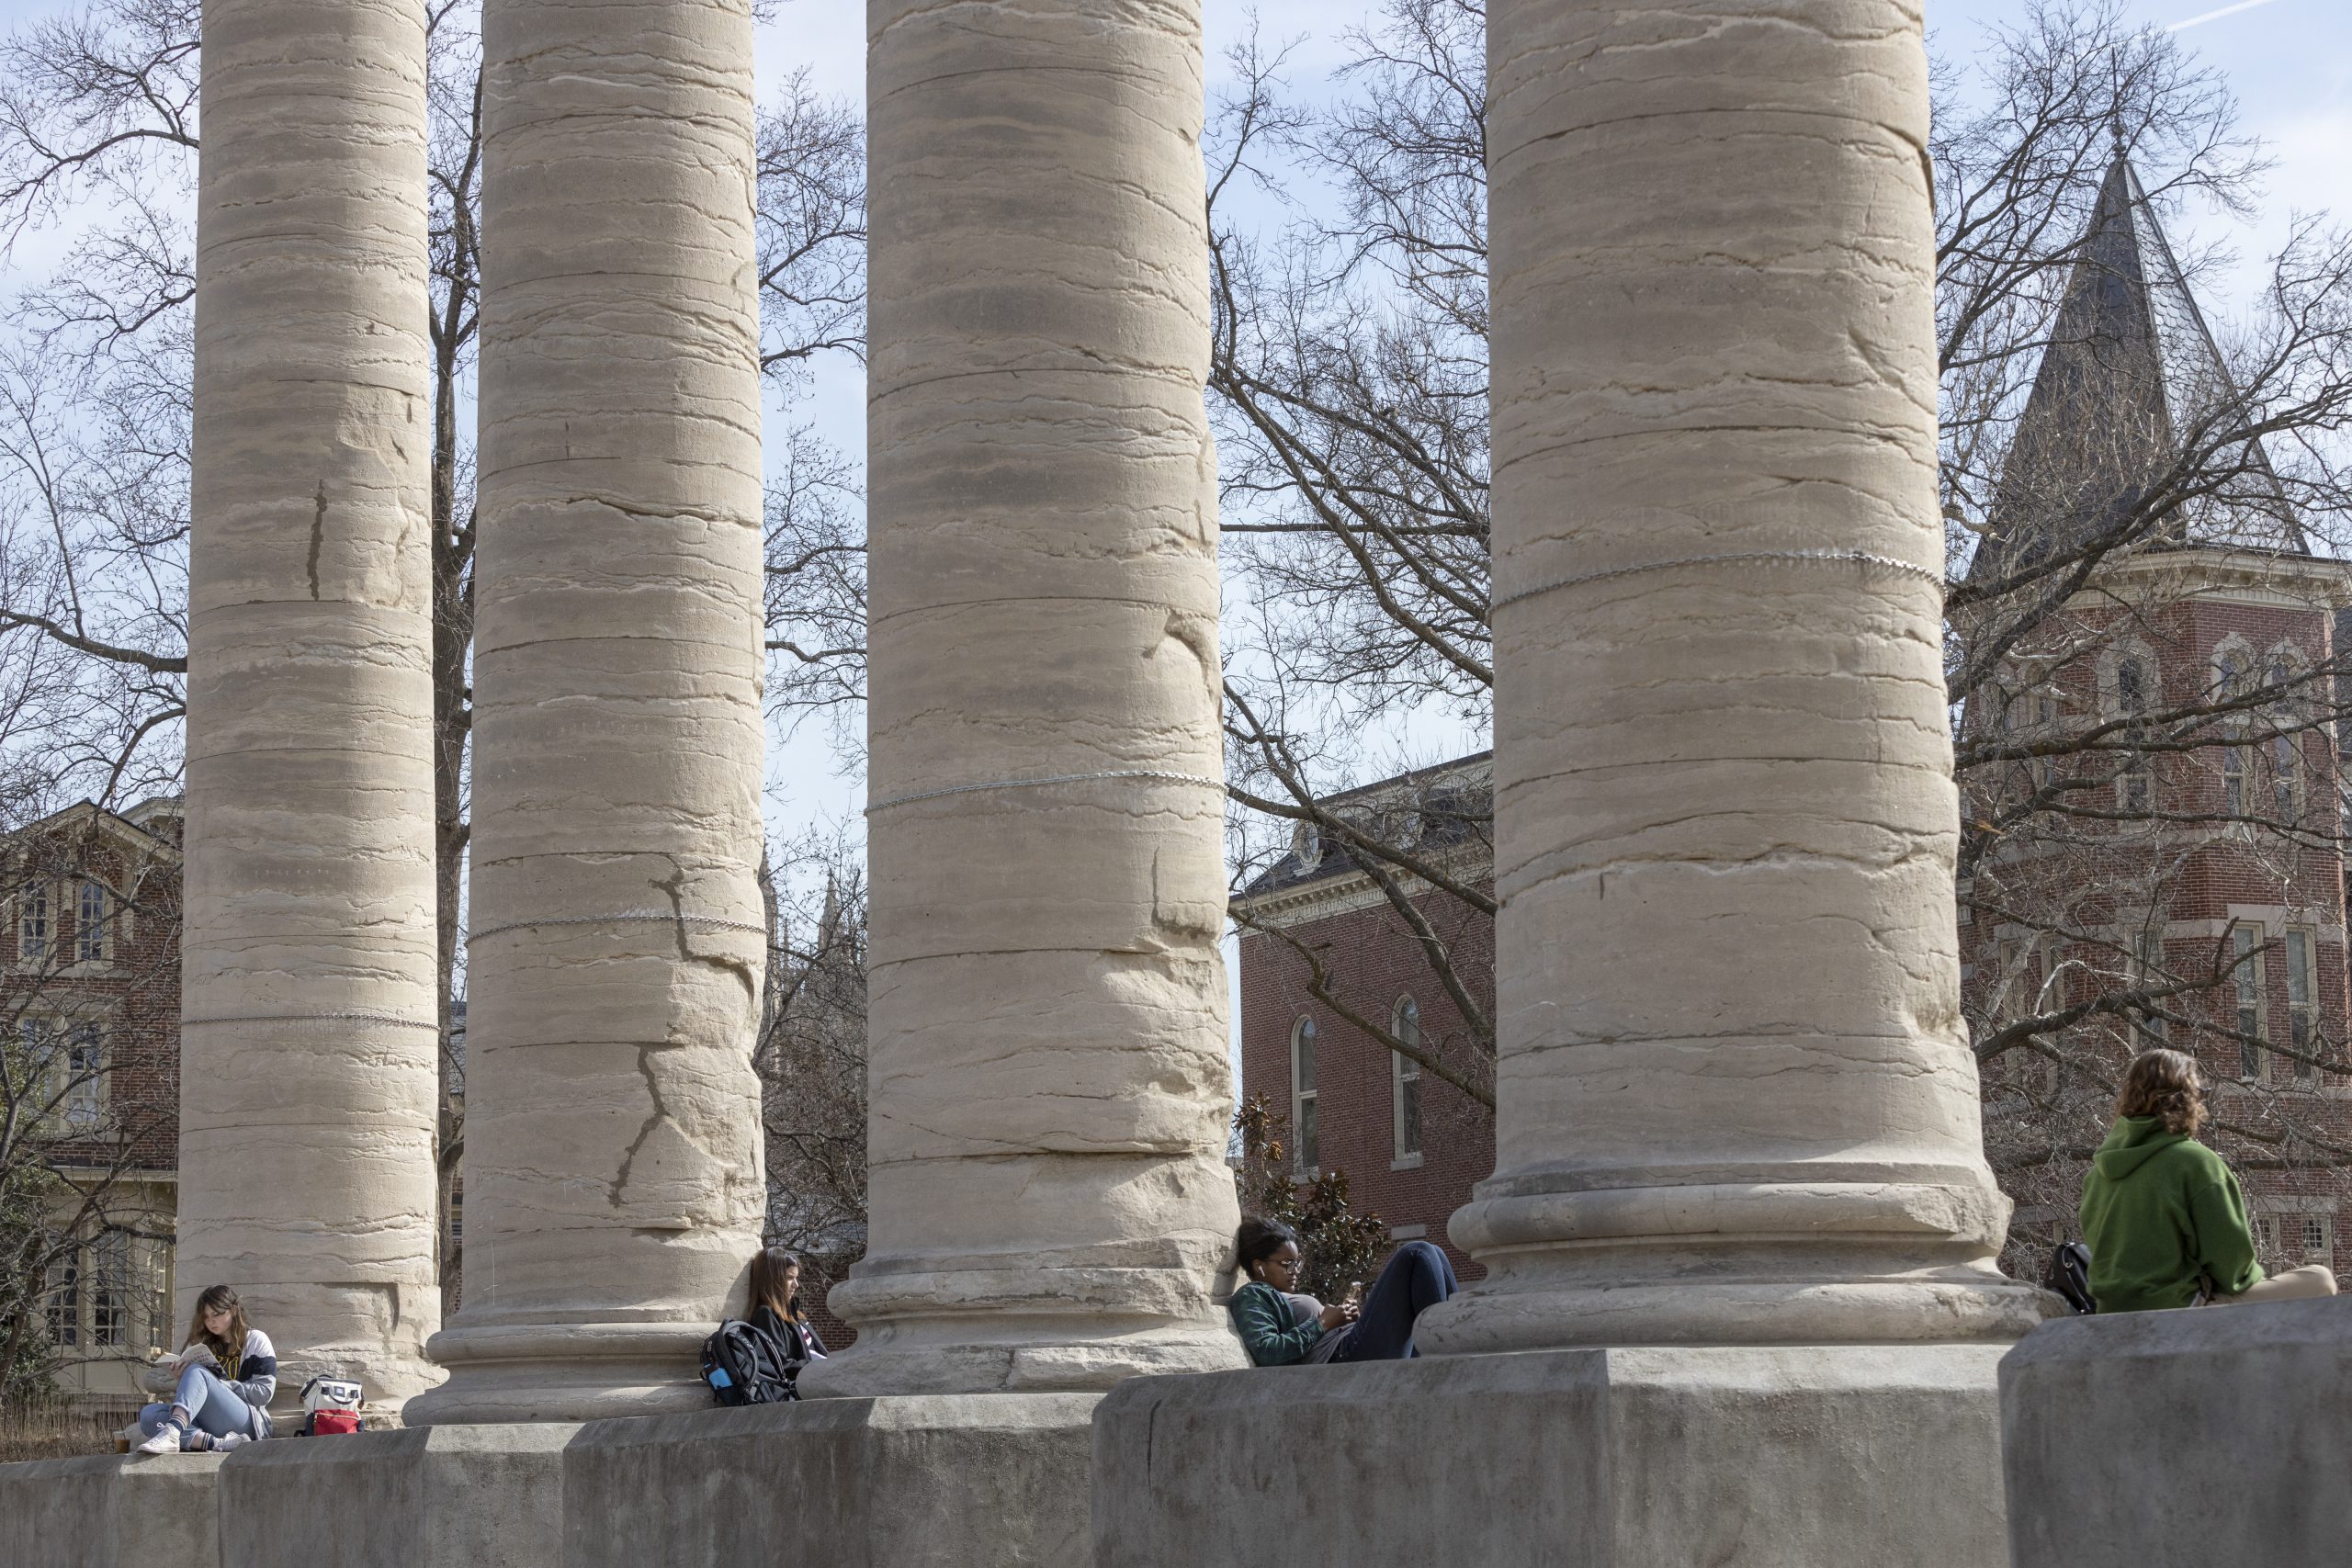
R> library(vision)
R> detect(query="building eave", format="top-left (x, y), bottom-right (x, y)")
top-left (3, 800), bottom-right (184, 867)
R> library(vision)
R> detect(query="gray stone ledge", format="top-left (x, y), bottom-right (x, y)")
top-left (2001, 1298), bottom-right (2352, 1568)
top-left (1093, 1345), bottom-right (2012, 1568)
top-left (565, 1393), bottom-right (1101, 1568)
top-left (0, 1450), bottom-right (224, 1568)
top-left (218, 1424), bottom-right (573, 1568)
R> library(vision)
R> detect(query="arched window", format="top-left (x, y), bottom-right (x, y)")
top-left (1292, 822), bottom-right (1321, 873)
top-left (1289, 1016), bottom-right (1318, 1173)
top-left (1391, 997), bottom-right (1423, 1166)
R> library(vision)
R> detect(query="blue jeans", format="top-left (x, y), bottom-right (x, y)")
top-left (139, 1365), bottom-right (259, 1439)
top-left (1331, 1240), bottom-right (1459, 1362)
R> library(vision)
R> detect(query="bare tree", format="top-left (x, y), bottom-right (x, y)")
top-left (755, 73), bottom-right (868, 748)
top-left (1208, 2), bottom-right (1495, 1110)
top-left (1208, 0), bottom-right (2352, 1284)
top-left (1935, 1), bottom-right (2352, 1277)
top-left (752, 833), bottom-right (867, 1325)
top-left (0, 6), bottom-right (876, 1313)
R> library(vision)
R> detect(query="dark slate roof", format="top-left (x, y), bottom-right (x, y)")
top-left (1971, 151), bottom-right (2302, 583)
top-left (1238, 751), bottom-right (1491, 901)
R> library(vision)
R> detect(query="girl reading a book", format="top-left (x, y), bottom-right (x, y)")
top-left (135, 1284), bottom-right (277, 1453)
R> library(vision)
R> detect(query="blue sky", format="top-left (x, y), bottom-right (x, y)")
top-left (0, 0), bottom-right (2340, 833)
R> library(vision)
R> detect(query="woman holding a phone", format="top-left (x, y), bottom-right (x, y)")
top-left (1227, 1215), bottom-right (1458, 1366)
top-left (134, 1284), bottom-right (277, 1452)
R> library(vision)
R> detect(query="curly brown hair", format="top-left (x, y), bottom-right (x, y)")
top-left (2115, 1048), bottom-right (2207, 1135)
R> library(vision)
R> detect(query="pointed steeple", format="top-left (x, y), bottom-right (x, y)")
top-left (1973, 149), bottom-right (2301, 581)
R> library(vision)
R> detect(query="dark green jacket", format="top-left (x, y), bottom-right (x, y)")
top-left (1227, 1280), bottom-right (1322, 1367)
top-left (2078, 1116), bottom-right (2264, 1314)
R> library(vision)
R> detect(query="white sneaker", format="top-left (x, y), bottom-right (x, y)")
top-left (134, 1426), bottom-right (181, 1456)
top-left (214, 1433), bottom-right (253, 1452)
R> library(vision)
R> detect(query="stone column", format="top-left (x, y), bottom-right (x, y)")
top-left (801, 0), bottom-right (1243, 1397)
top-left (181, 0), bottom-right (442, 1413)
top-left (401, 0), bottom-right (767, 1424)
top-left (1419, 0), bottom-right (2050, 1354)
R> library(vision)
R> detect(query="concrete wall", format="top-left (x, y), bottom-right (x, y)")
top-left (2003, 1300), bottom-right (2352, 1567)
top-left (1094, 1346), bottom-right (2011, 1568)
top-left (566, 1395), bottom-right (1097, 1568)
top-left (0, 1451), bottom-right (223, 1568)
top-left (216, 1425), bottom-right (571, 1568)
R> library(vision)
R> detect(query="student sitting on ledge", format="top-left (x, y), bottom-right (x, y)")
top-left (135, 1284), bottom-right (277, 1453)
top-left (2080, 1048), bottom-right (2341, 1313)
top-left (1227, 1215), bottom-right (1457, 1366)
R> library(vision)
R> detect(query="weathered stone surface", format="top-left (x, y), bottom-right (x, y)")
top-left (1423, 0), bottom-right (2052, 1352)
top-left (1094, 1347), bottom-right (2011, 1568)
top-left (808, 0), bottom-right (1243, 1394)
top-left (182, 0), bottom-right (443, 1412)
top-left (0, 1452), bottom-right (223, 1568)
top-left (405, 0), bottom-right (767, 1424)
top-left (217, 1425), bottom-right (570, 1568)
top-left (566, 1395), bottom-right (1096, 1568)
top-left (2002, 1300), bottom-right (2352, 1568)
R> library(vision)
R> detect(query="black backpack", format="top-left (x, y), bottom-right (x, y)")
top-left (2042, 1241), bottom-right (2097, 1315)
top-left (699, 1318), bottom-right (798, 1406)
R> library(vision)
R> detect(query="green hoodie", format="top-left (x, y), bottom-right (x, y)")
top-left (2078, 1116), bottom-right (2264, 1314)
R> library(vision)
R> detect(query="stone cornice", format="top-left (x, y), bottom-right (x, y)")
top-left (1232, 840), bottom-right (1494, 931)
top-left (2068, 549), bottom-right (2352, 612)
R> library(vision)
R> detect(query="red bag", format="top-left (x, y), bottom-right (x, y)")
top-left (306, 1409), bottom-right (362, 1437)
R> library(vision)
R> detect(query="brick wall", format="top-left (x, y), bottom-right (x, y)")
top-left (1962, 592), bottom-right (2352, 1278)
top-left (1238, 882), bottom-right (1496, 1282)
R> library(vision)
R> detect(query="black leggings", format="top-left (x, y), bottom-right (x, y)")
top-left (1330, 1240), bottom-right (1459, 1362)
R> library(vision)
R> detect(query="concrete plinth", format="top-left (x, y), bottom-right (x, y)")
top-left (0, 1452), bottom-right (223, 1568)
top-left (2001, 1300), bottom-right (2352, 1568)
top-left (566, 1394), bottom-right (1098, 1568)
top-left (218, 1425), bottom-right (572, 1568)
top-left (1094, 1347), bottom-right (2010, 1568)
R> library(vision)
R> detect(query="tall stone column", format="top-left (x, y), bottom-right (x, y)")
top-left (801, 0), bottom-right (1244, 1397)
top-left (402, 0), bottom-right (767, 1424)
top-left (181, 0), bottom-right (443, 1413)
top-left (1419, 0), bottom-right (2050, 1353)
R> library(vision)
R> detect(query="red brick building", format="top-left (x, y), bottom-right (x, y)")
top-left (4, 797), bottom-right (185, 1404)
top-left (1234, 759), bottom-right (1495, 1280)
top-left (1960, 152), bottom-right (2350, 1280)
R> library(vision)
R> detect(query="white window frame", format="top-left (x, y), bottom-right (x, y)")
top-left (2231, 923), bottom-right (2266, 1080)
top-left (1288, 1015), bottom-right (1318, 1175)
top-left (1390, 996), bottom-right (1423, 1169)
top-left (2283, 927), bottom-right (2317, 1082)
top-left (43, 1244), bottom-right (80, 1349)
top-left (90, 1231), bottom-right (131, 1348)
top-left (17, 880), bottom-right (51, 970)
top-left (2302, 1213), bottom-right (2331, 1263)
top-left (73, 877), bottom-right (112, 965)
top-left (2134, 924), bottom-right (2169, 1044)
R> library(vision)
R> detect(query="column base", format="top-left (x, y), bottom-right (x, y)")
top-left (1417, 1277), bottom-right (2060, 1353)
top-left (566, 1393), bottom-right (1099, 1568)
top-left (218, 1424), bottom-right (572, 1568)
top-left (2001, 1298), bottom-right (2352, 1568)
top-left (402, 1319), bottom-right (712, 1425)
top-left (797, 1320), bottom-right (1247, 1397)
top-left (0, 1450), bottom-right (224, 1568)
top-left (1094, 1344), bottom-right (2013, 1568)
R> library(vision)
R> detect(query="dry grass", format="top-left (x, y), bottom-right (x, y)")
top-left (0, 1401), bottom-right (140, 1464)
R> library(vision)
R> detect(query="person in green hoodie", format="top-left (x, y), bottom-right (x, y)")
top-left (2079, 1049), bottom-right (2340, 1313)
